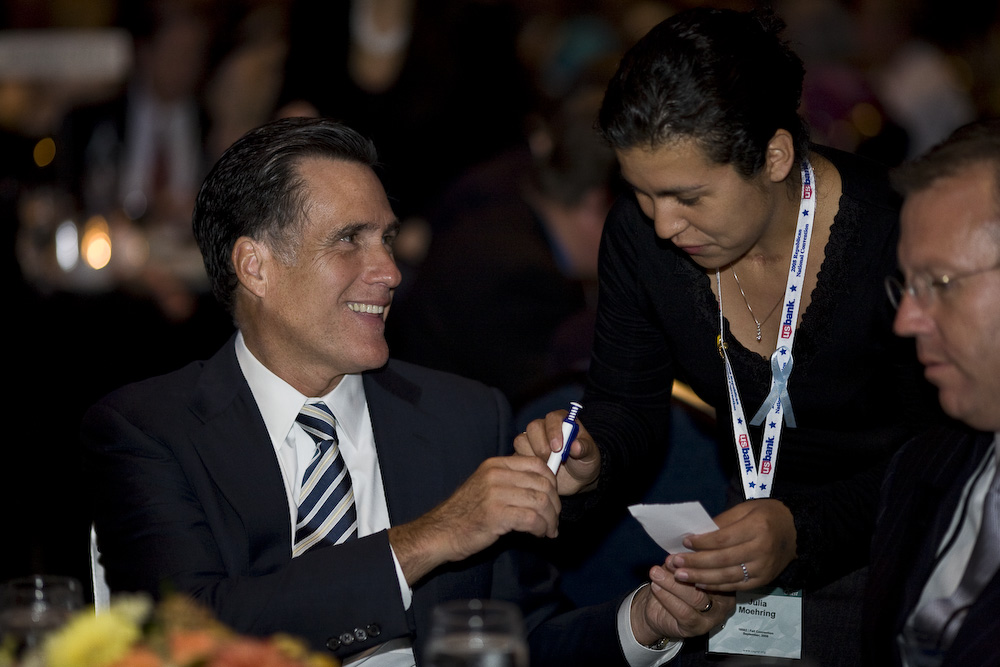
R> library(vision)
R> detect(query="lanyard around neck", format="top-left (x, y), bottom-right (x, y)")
top-left (716, 159), bottom-right (817, 499)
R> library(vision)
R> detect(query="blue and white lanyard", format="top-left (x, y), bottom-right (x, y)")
top-left (716, 160), bottom-right (816, 500)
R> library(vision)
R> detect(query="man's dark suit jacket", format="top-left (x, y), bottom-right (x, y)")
top-left (863, 422), bottom-right (999, 666)
top-left (81, 336), bottom-right (624, 665)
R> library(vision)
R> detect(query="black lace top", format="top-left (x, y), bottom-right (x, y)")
top-left (579, 145), bottom-right (940, 589)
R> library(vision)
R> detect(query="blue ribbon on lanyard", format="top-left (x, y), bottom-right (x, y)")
top-left (750, 347), bottom-right (796, 428)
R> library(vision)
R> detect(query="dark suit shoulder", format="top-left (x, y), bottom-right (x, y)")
top-left (363, 359), bottom-right (513, 464)
top-left (91, 359), bottom-right (205, 416)
top-left (865, 420), bottom-right (996, 665)
top-left (86, 340), bottom-right (239, 431)
top-left (368, 359), bottom-right (507, 407)
top-left (886, 420), bottom-right (992, 487)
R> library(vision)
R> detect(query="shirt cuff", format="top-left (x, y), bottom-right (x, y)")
top-left (617, 584), bottom-right (684, 667)
top-left (389, 544), bottom-right (412, 610)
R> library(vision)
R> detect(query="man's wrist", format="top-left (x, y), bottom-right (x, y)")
top-left (643, 636), bottom-right (675, 651)
top-left (387, 518), bottom-right (448, 585)
top-left (627, 583), bottom-right (680, 647)
top-left (618, 585), bottom-right (684, 666)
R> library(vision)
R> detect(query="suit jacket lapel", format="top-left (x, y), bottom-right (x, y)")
top-left (945, 434), bottom-right (999, 663)
top-left (896, 463), bottom-right (966, 627)
top-left (362, 362), bottom-right (505, 660)
top-left (189, 336), bottom-right (293, 570)
top-left (363, 365), bottom-right (448, 527)
top-left (894, 429), bottom-right (995, 643)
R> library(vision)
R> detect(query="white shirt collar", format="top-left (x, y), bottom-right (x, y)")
top-left (325, 368), bottom-right (367, 449)
top-left (234, 331), bottom-right (366, 452)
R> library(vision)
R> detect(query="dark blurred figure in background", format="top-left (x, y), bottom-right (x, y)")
top-left (57, 0), bottom-right (214, 229)
top-left (202, 0), bottom-right (290, 162)
top-left (2, 0), bottom-right (236, 588)
top-left (54, 0), bottom-right (221, 323)
top-left (848, 0), bottom-right (976, 161)
top-left (388, 85), bottom-right (616, 412)
top-left (777, 0), bottom-right (988, 168)
top-left (277, 0), bottom-right (532, 234)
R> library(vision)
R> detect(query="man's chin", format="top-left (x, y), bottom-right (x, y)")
top-left (936, 387), bottom-right (987, 429)
top-left (353, 345), bottom-right (391, 373)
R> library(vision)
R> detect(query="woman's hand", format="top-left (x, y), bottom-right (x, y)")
top-left (513, 410), bottom-right (601, 495)
top-left (665, 499), bottom-right (797, 591)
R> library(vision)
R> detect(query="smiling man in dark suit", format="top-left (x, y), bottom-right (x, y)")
top-left (82, 117), bottom-right (732, 666)
top-left (865, 119), bottom-right (1000, 666)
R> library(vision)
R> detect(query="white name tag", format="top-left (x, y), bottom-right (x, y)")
top-left (708, 587), bottom-right (802, 659)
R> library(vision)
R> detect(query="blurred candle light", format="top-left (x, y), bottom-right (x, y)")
top-left (82, 215), bottom-right (112, 270)
top-left (33, 137), bottom-right (56, 167)
top-left (850, 102), bottom-right (883, 138)
top-left (54, 219), bottom-right (79, 272)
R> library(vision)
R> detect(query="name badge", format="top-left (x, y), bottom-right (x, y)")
top-left (707, 587), bottom-right (802, 659)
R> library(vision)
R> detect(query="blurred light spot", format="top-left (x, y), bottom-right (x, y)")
top-left (82, 215), bottom-right (112, 270)
top-left (33, 137), bottom-right (56, 167)
top-left (55, 219), bottom-right (79, 271)
top-left (850, 103), bottom-right (883, 138)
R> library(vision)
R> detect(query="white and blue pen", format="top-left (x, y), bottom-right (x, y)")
top-left (546, 402), bottom-right (583, 474)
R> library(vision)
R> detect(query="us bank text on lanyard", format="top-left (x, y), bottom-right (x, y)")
top-left (716, 160), bottom-right (816, 500)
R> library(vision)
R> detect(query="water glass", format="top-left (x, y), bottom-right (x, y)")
top-left (0, 575), bottom-right (84, 656)
top-left (424, 599), bottom-right (528, 667)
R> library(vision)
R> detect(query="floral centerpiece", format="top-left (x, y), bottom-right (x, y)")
top-left (2, 594), bottom-right (338, 667)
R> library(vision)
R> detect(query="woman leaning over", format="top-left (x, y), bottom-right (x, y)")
top-left (517, 8), bottom-right (939, 665)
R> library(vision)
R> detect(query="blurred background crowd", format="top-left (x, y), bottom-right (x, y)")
top-left (3, 0), bottom-right (999, 601)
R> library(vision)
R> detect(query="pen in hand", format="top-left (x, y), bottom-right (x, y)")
top-left (547, 402), bottom-right (582, 474)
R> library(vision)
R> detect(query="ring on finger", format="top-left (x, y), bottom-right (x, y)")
top-left (740, 562), bottom-right (750, 583)
top-left (700, 598), bottom-right (713, 613)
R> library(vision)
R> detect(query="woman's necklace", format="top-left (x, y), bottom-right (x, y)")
top-left (731, 265), bottom-right (782, 342)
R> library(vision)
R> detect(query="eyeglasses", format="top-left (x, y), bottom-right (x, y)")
top-left (885, 261), bottom-right (1000, 309)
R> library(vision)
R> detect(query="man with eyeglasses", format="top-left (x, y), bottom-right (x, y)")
top-left (864, 119), bottom-right (1000, 666)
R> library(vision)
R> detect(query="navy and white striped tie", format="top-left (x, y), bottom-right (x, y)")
top-left (293, 402), bottom-right (358, 557)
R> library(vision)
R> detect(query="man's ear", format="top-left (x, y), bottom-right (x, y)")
top-left (232, 237), bottom-right (267, 298)
top-left (765, 129), bottom-right (797, 183)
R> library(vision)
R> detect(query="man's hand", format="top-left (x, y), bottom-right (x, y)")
top-left (666, 499), bottom-right (797, 591)
top-left (388, 456), bottom-right (560, 585)
top-left (630, 564), bottom-right (735, 646)
top-left (513, 410), bottom-right (601, 495)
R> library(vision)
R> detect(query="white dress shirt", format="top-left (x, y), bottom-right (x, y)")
top-left (236, 333), bottom-right (414, 665)
top-left (235, 332), bottom-right (678, 666)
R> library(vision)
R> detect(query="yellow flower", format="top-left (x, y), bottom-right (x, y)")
top-left (268, 634), bottom-right (337, 667)
top-left (30, 593), bottom-right (337, 667)
top-left (270, 634), bottom-right (309, 660)
top-left (43, 611), bottom-right (141, 667)
top-left (107, 595), bottom-right (154, 626)
top-left (304, 654), bottom-right (340, 667)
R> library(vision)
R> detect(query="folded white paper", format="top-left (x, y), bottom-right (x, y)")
top-left (628, 502), bottom-right (719, 554)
